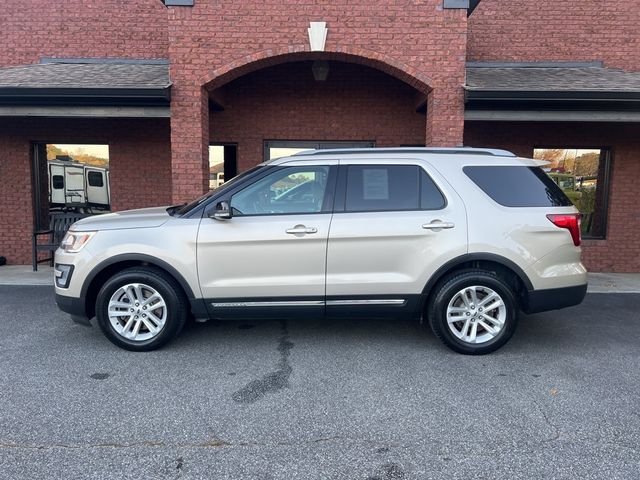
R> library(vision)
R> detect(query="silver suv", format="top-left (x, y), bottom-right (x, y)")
top-left (54, 148), bottom-right (587, 354)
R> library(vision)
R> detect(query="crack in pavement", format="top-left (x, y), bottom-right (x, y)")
top-left (0, 435), bottom-right (388, 452)
top-left (0, 440), bottom-right (166, 451)
top-left (533, 399), bottom-right (561, 443)
top-left (1, 435), bottom-right (638, 455)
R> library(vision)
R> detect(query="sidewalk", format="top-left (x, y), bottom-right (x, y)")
top-left (0, 265), bottom-right (55, 286)
top-left (587, 272), bottom-right (640, 293)
top-left (1, 265), bottom-right (639, 293)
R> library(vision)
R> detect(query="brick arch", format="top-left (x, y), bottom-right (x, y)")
top-left (202, 46), bottom-right (433, 93)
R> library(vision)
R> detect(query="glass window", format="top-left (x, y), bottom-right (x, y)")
top-left (230, 166), bottom-right (331, 216)
top-left (45, 144), bottom-right (110, 212)
top-left (209, 145), bottom-right (225, 189)
top-left (420, 169), bottom-right (446, 210)
top-left (345, 165), bottom-right (444, 212)
top-left (52, 175), bottom-right (64, 190)
top-left (464, 166), bottom-right (573, 208)
top-left (534, 148), bottom-right (610, 238)
top-left (87, 171), bottom-right (104, 187)
top-left (177, 166), bottom-right (263, 216)
top-left (264, 140), bottom-right (375, 161)
top-left (209, 144), bottom-right (238, 190)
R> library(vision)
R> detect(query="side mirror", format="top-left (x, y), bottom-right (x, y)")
top-left (210, 201), bottom-right (232, 220)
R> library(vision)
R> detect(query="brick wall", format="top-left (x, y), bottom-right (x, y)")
top-left (0, 118), bottom-right (171, 265)
top-left (108, 120), bottom-right (172, 212)
top-left (168, 0), bottom-right (468, 203)
top-left (211, 61), bottom-right (426, 171)
top-left (0, 135), bottom-right (32, 265)
top-left (468, 0), bottom-right (640, 71)
top-left (464, 122), bottom-right (640, 272)
top-left (0, 0), bottom-right (168, 67)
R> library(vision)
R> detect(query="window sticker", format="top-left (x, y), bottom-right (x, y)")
top-left (362, 169), bottom-right (389, 200)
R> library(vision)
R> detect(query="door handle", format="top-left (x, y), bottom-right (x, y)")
top-left (422, 220), bottom-right (455, 231)
top-left (286, 225), bottom-right (318, 235)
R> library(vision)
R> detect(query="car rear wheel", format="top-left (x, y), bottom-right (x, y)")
top-left (427, 269), bottom-right (518, 355)
top-left (95, 267), bottom-right (187, 351)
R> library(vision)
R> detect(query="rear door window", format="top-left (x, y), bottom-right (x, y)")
top-left (345, 165), bottom-right (445, 212)
top-left (464, 166), bottom-right (572, 207)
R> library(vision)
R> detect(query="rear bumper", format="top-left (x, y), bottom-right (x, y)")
top-left (523, 283), bottom-right (588, 314)
top-left (55, 293), bottom-right (91, 326)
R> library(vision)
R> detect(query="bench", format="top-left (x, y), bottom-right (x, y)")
top-left (32, 213), bottom-right (89, 271)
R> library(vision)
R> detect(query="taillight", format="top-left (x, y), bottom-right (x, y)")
top-left (546, 213), bottom-right (581, 246)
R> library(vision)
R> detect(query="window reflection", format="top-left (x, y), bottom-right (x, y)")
top-left (534, 148), bottom-right (610, 239)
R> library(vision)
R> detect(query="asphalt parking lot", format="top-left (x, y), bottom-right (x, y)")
top-left (0, 286), bottom-right (639, 480)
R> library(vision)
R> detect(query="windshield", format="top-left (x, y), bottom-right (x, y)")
top-left (177, 165), bottom-right (264, 215)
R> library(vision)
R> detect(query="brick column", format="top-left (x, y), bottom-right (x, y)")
top-left (425, 83), bottom-right (465, 147)
top-left (170, 83), bottom-right (209, 205)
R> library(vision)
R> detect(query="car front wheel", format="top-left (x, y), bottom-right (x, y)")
top-left (95, 267), bottom-right (188, 351)
top-left (427, 270), bottom-right (518, 355)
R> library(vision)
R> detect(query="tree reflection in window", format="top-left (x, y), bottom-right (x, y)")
top-left (534, 148), bottom-right (610, 239)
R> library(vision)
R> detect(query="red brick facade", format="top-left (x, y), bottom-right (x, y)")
top-left (468, 0), bottom-right (640, 71)
top-left (0, 0), bottom-right (638, 271)
top-left (211, 61), bottom-right (427, 171)
top-left (0, 0), bottom-right (167, 67)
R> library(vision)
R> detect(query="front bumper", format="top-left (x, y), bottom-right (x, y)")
top-left (523, 283), bottom-right (588, 314)
top-left (55, 293), bottom-right (91, 326)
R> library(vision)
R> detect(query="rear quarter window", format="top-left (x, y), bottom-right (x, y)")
top-left (463, 166), bottom-right (573, 207)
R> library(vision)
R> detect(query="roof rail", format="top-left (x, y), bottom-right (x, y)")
top-left (291, 147), bottom-right (516, 158)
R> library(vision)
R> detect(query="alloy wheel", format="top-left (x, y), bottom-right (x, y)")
top-left (446, 285), bottom-right (506, 344)
top-left (107, 283), bottom-right (167, 342)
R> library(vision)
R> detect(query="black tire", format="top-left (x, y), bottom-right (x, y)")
top-left (427, 269), bottom-right (518, 355)
top-left (95, 267), bottom-right (188, 351)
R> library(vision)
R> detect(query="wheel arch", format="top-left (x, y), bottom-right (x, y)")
top-left (420, 253), bottom-right (534, 312)
top-left (81, 254), bottom-right (198, 319)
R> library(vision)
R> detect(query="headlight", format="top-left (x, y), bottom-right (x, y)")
top-left (60, 231), bottom-right (96, 253)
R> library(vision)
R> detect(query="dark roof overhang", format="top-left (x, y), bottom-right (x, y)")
top-left (0, 59), bottom-right (171, 109)
top-left (465, 89), bottom-right (640, 111)
top-left (465, 62), bottom-right (640, 120)
top-left (0, 87), bottom-right (171, 107)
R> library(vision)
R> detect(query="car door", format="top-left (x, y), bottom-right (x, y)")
top-left (85, 168), bottom-right (109, 207)
top-left (197, 161), bottom-right (338, 318)
top-left (325, 159), bottom-right (468, 317)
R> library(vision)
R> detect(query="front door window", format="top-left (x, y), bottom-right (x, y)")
top-left (230, 166), bottom-right (330, 216)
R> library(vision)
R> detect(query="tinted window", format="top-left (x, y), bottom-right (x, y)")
top-left (87, 171), bottom-right (104, 187)
top-left (420, 169), bottom-right (446, 210)
top-left (464, 166), bottom-right (572, 207)
top-left (52, 175), bottom-right (64, 189)
top-left (345, 165), bottom-right (445, 212)
top-left (346, 166), bottom-right (416, 212)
